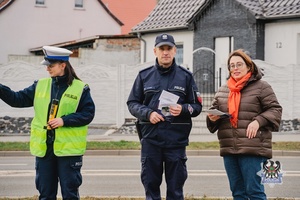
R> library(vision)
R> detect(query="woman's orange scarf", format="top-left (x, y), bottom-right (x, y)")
top-left (227, 72), bottom-right (252, 128)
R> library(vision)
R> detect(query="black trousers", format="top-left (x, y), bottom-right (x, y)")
top-left (35, 142), bottom-right (83, 200)
top-left (140, 139), bottom-right (188, 200)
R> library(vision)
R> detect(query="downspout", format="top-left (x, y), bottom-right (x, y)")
top-left (137, 32), bottom-right (146, 63)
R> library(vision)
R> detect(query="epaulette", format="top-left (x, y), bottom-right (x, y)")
top-left (178, 65), bottom-right (192, 75)
top-left (83, 84), bottom-right (90, 90)
top-left (139, 65), bottom-right (155, 73)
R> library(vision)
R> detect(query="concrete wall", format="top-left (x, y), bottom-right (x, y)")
top-left (253, 60), bottom-right (300, 121)
top-left (0, 38), bottom-right (142, 128)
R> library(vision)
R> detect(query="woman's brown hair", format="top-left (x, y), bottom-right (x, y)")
top-left (227, 49), bottom-right (258, 75)
top-left (63, 61), bottom-right (81, 85)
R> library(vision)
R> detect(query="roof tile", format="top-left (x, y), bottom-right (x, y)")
top-left (133, 0), bottom-right (300, 33)
top-left (237, 0), bottom-right (300, 18)
top-left (132, 0), bottom-right (206, 32)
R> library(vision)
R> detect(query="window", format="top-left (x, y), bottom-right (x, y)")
top-left (75, 0), bottom-right (83, 8)
top-left (175, 44), bottom-right (183, 66)
top-left (36, 0), bottom-right (45, 5)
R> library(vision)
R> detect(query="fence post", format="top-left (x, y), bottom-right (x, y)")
top-left (116, 64), bottom-right (126, 128)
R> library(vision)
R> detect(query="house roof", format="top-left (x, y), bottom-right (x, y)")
top-left (132, 0), bottom-right (300, 33)
top-left (102, 0), bottom-right (156, 34)
top-left (236, 0), bottom-right (300, 19)
top-left (29, 34), bottom-right (138, 56)
top-left (0, 0), bottom-right (13, 11)
top-left (131, 0), bottom-right (207, 33)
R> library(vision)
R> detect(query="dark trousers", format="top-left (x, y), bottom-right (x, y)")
top-left (141, 139), bottom-right (188, 200)
top-left (35, 143), bottom-right (83, 200)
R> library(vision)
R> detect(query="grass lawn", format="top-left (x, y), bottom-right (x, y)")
top-left (0, 141), bottom-right (299, 151)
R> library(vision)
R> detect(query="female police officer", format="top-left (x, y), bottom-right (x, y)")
top-left (0, 46), bottom-right (95, 199)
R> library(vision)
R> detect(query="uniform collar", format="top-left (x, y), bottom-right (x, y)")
top-left (52, 75), bottom-right (68, 85)
top-left (155, 58), bottom-right (176, 74)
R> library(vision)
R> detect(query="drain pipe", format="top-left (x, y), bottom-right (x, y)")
top-left (137, 32), bottom-right (146, 63)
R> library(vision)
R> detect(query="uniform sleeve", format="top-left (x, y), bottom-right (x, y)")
top-left (62, 84), bottom-right (95, 127)
top-left (180, 76), bottom-right (202, 117)
top-left (127, 73), bottom-right (153, 121)
top-left (0, 82), bottom-right (36, 107)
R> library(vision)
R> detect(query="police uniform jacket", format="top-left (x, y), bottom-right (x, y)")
top-left (206, 66), bottom-right (282, 158)
top-left (0, 75), bottom-right (95, 128)
top-left (127, 59), bottom-right (202, 148)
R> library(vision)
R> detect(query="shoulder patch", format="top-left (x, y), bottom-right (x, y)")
top-left (83, 84), bottom-right (90, 90)
top-left (196, 92), bottom-right (202, 104)
top-left (188, 104), bottom-right (194, 115)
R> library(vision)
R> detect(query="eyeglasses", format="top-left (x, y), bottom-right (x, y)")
top-left (229, 62), bottom-right (245, 70)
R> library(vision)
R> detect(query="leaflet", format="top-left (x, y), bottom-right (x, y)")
top-left (158, 90), bottom-right (179, 116)
top-left (204, 109), bottom-right (231, 117)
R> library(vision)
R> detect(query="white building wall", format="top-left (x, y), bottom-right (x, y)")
top-left (265, 21), bottom-right (300, 66)
top-left (0, 0), bottom-right (121, 64)
top-left (253, 60), bottom-right (300, 121)
top-left (140, 31), bottom-right (194, 71)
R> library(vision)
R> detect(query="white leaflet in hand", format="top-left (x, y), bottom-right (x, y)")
top-left (158, 90), bottom-right (179, 116)
top-left (204, 109), bottom-right (230, 116)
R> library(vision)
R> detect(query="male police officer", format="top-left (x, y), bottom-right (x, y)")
top-left (127, 33), bottom-right (202, 200)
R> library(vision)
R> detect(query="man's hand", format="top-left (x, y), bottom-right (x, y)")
top-left (149, 112), bottom-right (165, 124)
top-left (169, 104), bottom-right (182, 116)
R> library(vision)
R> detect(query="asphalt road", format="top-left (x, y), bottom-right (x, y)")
top-left (0, 155), bottom-right (299, 199)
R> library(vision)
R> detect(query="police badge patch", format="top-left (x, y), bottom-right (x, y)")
top-left (257, 159), bottom-right (284, 188)
top-left (196, 92), bottom-right (202, 104)
top-left (188, 104), bottom-right (193, 114)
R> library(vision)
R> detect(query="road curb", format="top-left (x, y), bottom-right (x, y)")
top-left (1, 150), bottom-right (300, 157)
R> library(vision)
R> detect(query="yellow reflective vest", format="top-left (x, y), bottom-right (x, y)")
top-left (30, 78), bottom-right (88, 157)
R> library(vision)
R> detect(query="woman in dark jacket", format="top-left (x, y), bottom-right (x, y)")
top-left (206, 49), bottom-right (282, 200)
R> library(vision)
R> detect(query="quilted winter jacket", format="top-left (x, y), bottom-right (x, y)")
top-left (207, 68), bottom-right (282, 159)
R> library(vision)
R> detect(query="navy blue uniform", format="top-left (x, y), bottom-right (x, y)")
top-left (127, 59), bottom-right (202, 200)
top-left (0, 75), bottom-right (95, 199)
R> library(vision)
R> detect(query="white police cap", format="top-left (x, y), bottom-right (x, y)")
top-left (41, 46), bottom-right (73, 65)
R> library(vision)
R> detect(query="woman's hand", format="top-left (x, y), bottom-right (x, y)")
top-left (246, 120), bottom-right (260, 139)
top-left (207, 114), bottom-right (220, 122)
top-left (48, 118), bottom-right (64, 129)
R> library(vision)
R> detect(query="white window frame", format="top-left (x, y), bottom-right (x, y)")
top-left (175, 44), bottom-right (184, 66)
top-left (75, 0), bottom-right (84, 8)
top-left (35, 0), bottom-right (45, 6)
